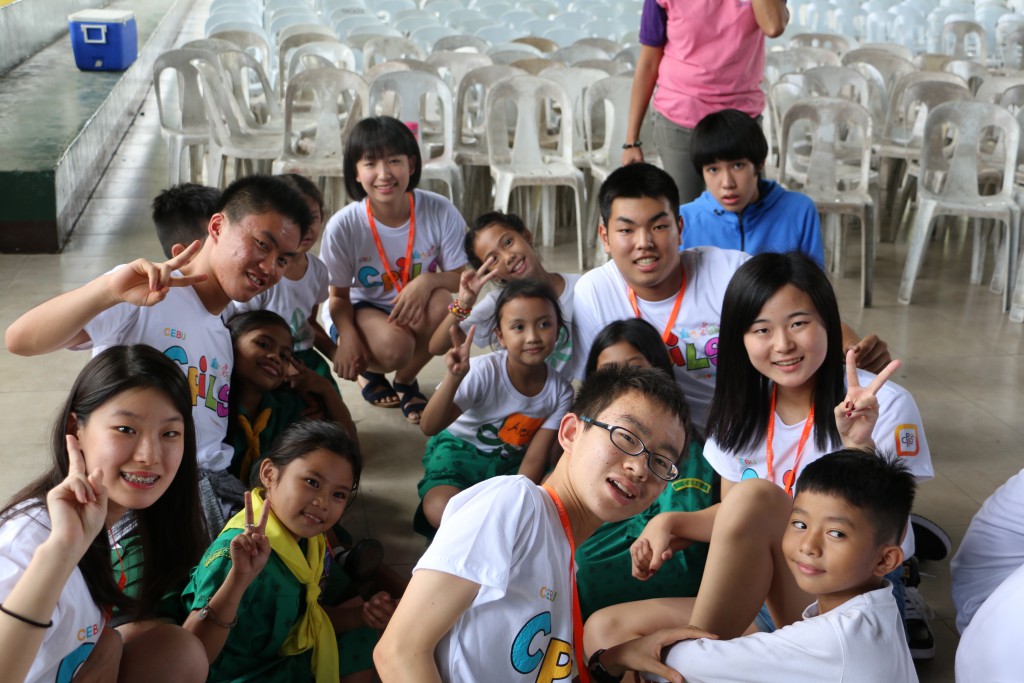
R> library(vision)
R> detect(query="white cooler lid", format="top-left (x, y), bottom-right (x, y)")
top-left (68, 9), bottom-right (135, 23)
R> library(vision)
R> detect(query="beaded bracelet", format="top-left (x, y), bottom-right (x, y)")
top-left (448, 299), bottom-right (472, 321)
top-left (622, 140), bottom-right (643, 149)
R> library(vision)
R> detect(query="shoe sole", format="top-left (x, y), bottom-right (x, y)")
top-left (911, 513), bottom-right (952, 562)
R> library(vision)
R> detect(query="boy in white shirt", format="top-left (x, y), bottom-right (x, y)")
top-left (373, 366), bottom-right (710, 682)
top-left (587, 450), bottom-right (918, 683)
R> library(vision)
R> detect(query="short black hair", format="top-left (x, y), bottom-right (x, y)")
top-left (690, 109), bottom-right (769, 174)
top-left (706, 252), bottom-right (844, 454)
top-left (343, 116), bottom-right (423, 200)
top-left (264, 419), bottom-right (363, 493)
top-left (572, 365), bottom-right (691, 462)
top-left (584, 319), bottom-right (673, 378)
top-left (226, 309), bottom-right (292, 343)
top-left (276, 173), bottom-right (324, 223)
top-left (492, 278), bottom-right (565, 342)
top-left (598, 163), bottom-right (680, 226)
top-left (464, 210), bottom-right (529, 268)
top-left (795, 449), bottom-right (917, 545)
top-left (151, 183), bottom-right (220, 258)
top-left (217, 175), bottom-right (312, 238)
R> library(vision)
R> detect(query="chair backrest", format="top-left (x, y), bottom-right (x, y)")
top-left (802, 65), bottom-right (872, 109)
top-left (913, 52), bottom-right (955, 69)
top-left (490, 48), bottom-right (546, 66)
top-left (208, 27), bottom-right (272, 70)
top-left (919, 100), bottom-right (1020, 201)
top-left (998, 82), bottom-right (1024, 112)
top-left (455, 64), bottom-right (526, 148)
top-left (485, 74), bottom-right (574, 166)
top-left (942, 58), bottom-right (990, 94)
top-left (544, 26), bottom-right (590, 48)
top-left (427, 51), bottom-right (493, 95)
top-left (368, 69), bottom-right (455, 160)
top-left (283, 67), bottom-right (369, 158)
top-left (902, 78), bottom-right (974, 150)
top-left (789, 32), bottom-right (853, 54)
top-left (511, 36), bottom-right (557, 54)
top-left (780, 97), bottom-right (873, 196)
top-left (153, 49), bottom-right (209, 137)
top-left (432, 33), bottom-right (490, 54)
top-left (510, 57), bottom-right (563, 75)
top-left (219, 47), bottom-right (282, 127)
top-left (941, 19), bottom-right (988, 62)
top-left (582, 74), bottom-right (632, 171)
top-left (287, 40), bottom-right (358, 82)
top-left (539, 66), bottom-right (608, 156)
top-left (880, 70), bottom-right (968, 145)
top-left (855, 42), bottom-right (915, 61)
top-left (363, 35), bottom-right (426, 68)
top-left (410, 25), bottom-right (458, 53)
top-left (277, 28), bottom-right (340, 88)
top-left (1004, 25), bottom-right (1024, 68)
top-left (575, 37), bottom-right (623, 55)
top-left (551, 44), bottom-right (611, 65)
top-left (573, 58), bottom-right (629, 76)
top-left (975, 73), bottom-right (1024, 103)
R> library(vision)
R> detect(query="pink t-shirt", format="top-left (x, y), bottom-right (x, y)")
top-left (640, 0), bottom-right (767, 129)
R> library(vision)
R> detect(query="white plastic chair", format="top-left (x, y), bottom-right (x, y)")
top-left (780, 98), bottom-right (877, 306)
top-left (485, 75), bottom-right (588, 269)
top-left (899, 101), bottom-right (1021, 310)
top-left (789, 32), bottom-right (854, 55)
top-left (411, 25), bottom-right (458, 53)
top-left (368, 70), bottom-right (464, 209)
top-left (433, 34), bottom-right (490, 54)
top-left (272, 67), bottom-right (368, 212)
top-left (544, 26), bottom-right (590, 48)
top-left (582, 74), bottom-right (632, 232)
top-left (363, 35), bottom-right (426, 69)
top-left (427, 51), bottom-right (493, 96)
top-left (941, 19), bottom-right (989, 62)
top-left (550, 44), bottom-right (610, 65)
top-left (287, 41), bottom-right (358, 81)
top-left (154, 49), bottom-right (213, 185)
top-left (942, 58), bottom-right (990, 94)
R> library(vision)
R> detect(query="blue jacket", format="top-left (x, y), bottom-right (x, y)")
top-left (680, 180), bottom-right (824, 268)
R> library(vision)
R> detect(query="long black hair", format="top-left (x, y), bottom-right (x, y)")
top-left (0, 345), bottom-right (206, 618)
top-left (705, 252), bottom-right (845, 453)
top-left (584, 318), bottom-right (673, 378)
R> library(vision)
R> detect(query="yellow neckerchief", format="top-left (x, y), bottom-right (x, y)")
top-left (236, 408), bottom-right (271, 486)
top-left (223, 489), bottom-right (338, 681)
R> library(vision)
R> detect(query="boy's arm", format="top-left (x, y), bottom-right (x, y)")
top-left (5, 242), bottom-right (206, 356)
top-left (518, 428), bottom-right (558, 484)
top-left (374, 569), bottom-right (480, 683)
top-left (632, 506), bottom-right (721, 579)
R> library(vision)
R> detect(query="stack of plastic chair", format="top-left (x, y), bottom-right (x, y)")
top-left (943, 58), bottom-right (991, 93)
top-left (363, 35), bottom-right (426, 69)
top-left (368, 70), bottom-right (463, 209)
top-left (454, 64), bottom-right (526, 220)
top-left (941, 19), bottom-right (989, 62)
top-left (899, 101), bottom-right (1021, 311)
top-left (539, 65), bottom-right (608, 170)
top-left (485, 74), bottom-right (588, 269)
top-left (433, 34), bottom-right (490, 54)
top-left (427, 51), bottom-right (493, 96)
top-left (995, 13), bottom-right (1024, 66)
top-left (888, 4), bottom-right (929, 52)
top-left (803, 66), bottom-right (873, 109)
top-left (218, 47), bottom-right (283, 130)
top-left (780, 98), bottom-right (877, 306)
top-left (582, 74), bottom-right (631, 231)
top-left (1004, 25), bottom-right (1024, 68)
top-left (976, 73), bottom-right (1024, 102)
top-left (841, 48), bottom-right (917, 117)
top-left (286, 41), bottom-right (358, 83)
top-left (154, 49), bottom-right (213, 185)
top-left (976, 1), bottom-right (1010, 60)
top-left (209, 26), bottom-right (273, 74)
top-left (276, 25), bottom-right (339, 97)
top-left (789, 32), bottom-right (854, 55)
top-left (856, 42), bottom-right (915, 60)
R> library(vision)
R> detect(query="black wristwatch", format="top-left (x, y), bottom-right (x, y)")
top-left (588, 649), bottom-right (624, 683)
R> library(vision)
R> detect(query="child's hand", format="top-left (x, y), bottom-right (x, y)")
top-left (845, 333), bottom-right (892, 375)
top-left (229, 492), bottom-right (272, 582)
top-left (288, 361), bottom-right (330, 418)
top-left (388, 277), bottom-right (433, 328)
top-left (106, 240), bottom-right (207, 307)
top-left (836, 349), bottom-right (901, 449)
top-left (631, 514), bottom-right (692, 580)
top-left (334, 335), bottom-right (370, 381)
top-left (445, 325), bottom-right (475, 378)
top-left (596, 626), bottom-right (718, 683)
top-left (45, 435), bottom-right (107, 560)
top-left (456, 257), bottom-right (499, 309)
top-left (362, 591), bottom-right (397, 630)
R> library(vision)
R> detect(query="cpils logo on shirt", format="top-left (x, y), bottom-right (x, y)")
top-left (165, 345), bottom-right (230, 418)
top-left (895, 424), bottom-right (920, 456)
top-left (510, 611), bottom-right (573, 682)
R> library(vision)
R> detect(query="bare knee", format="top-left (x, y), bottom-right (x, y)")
top-left (369, 328), bottom-right (415, 371)
top-left (120, 624), bottom-right (208, 683)
top-left (423, 486), bottom-right (461, 528)
top-left (717, 479), bottom-right (792, 534)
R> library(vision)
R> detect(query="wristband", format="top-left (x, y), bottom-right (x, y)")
top-left (622, 141), bottom-right (643, 149)
top-left (588, 649), bottom-right (624, 683)
top-left (448, 299), bottom-right (472, 321)
top-left (0, 603), bottom-right (53, 628)
top-left (198, 601), bottom-right (238, 629)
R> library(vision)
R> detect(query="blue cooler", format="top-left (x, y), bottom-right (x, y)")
top-left (68, 9), bottom-right (138, 71)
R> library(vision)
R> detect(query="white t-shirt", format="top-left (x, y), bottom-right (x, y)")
top-left (461, 273), bottom-right (581, 377)
top-left (226, 253), bottom-right (329, 351)
top-left (956, 561), bottom-right (1024, 683)
top-left (572, 247), bottom-right (749, 430)
top-left (951, 467), bottom-right (1024, 633)
top-left (0, 505), bottom-right (104, 683)
top-left (448, 350), bottom-right (573, 458)
top-left (81, 270), bottom-right (233, 471)
top-left (415, 476), bottom-right (577, 682)
top-left (647, 583), bottom-right (917, 683)
top-left (320, 189), bottom-right (468, 309)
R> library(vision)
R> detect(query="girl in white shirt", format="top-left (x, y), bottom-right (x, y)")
top-left (0, 345), bottom-right (209, 683)
top-left (416, 279), bottom-right (574, 533)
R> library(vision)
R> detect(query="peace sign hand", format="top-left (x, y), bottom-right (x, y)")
top-left (835, 349), bottom-right (901, 449)
top-left (105, 240), bottom-right (209, 308)
top-left (456, 257), bottom-right (500, 310)
top-left (445, 325), bottom-right (475, 378)
top-left (45, 435), bottom-right (108, 561)
top-left (229, 491), bottom-right (272, 583)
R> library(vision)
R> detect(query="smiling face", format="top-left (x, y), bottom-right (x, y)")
top-left (782, 490), bottom-right (896, 613)
top-left (495, 296), bottom-right (559, 367)
top-left (260, 448), bottom-right (355, 538)
top-left (297, 195), bottom-right (323, 253)
top-left (599, 196), bottom-right (683, 301)
top-left (743, 284), bottom-right (828, 398)
top-left (561, 390), bottom-right (685, 525)
top-left (233, 324), bottom-right (294, 393)
top-left (471, 224), bottom-right (541, 283)
top-left (355, 153), bottom-right (415, 210)
top-left (596, 341), bottom-right (654, 371)
top-left (210, 210), bottom-right (301, 303)
top-left (702, 158), bottom-right (761, 213)
top-left (73, 387), bottom-right (185, 525)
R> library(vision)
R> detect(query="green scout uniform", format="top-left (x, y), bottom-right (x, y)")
top-left (228, 391), bottom-right (305, 484)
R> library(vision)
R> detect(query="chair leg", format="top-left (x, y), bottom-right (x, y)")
top-left (862, 205), bottom-right (875, 308)
top-left (1004, 208), bottom-right (1021, 313)
top-left (540, 187), bottom-right (555, 247)
top-left (898, 200), bottom-right (938, 305)
top-left (972, 220), bottom-right (989, 287)
top-left (572, 184), bottom-right (586, 271)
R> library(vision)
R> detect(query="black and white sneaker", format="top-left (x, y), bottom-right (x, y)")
top-left (902, 557), bottom-right (935, 660)
top-left (911, 513), bottom-right (952, 562)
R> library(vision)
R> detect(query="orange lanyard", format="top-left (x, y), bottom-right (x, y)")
top-left (542, 484), bottom-right (591, 683)
top-left (365, 193), bottom-right (416, 293)
top-left (766, 386), bottom-right (815, 497)
top-left (626, 268), bottom-right (687, 344)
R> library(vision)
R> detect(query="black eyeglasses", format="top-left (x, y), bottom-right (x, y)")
top-left (579, 416), bottom-right (680, 482)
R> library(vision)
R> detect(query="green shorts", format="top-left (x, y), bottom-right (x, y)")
top-left (416, 429), bottom-right (522, 499)
top-left (575, 439), bottom-right (718, 621)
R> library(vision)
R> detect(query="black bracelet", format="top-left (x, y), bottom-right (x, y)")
top-left (0, 603), bottom-right (53, 628)
top-left (622, 141), bottom-right (643, 149)
top-left (588, 649), bottom-right (624, 683)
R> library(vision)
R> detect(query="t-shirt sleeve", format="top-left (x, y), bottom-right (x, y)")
top-left (541, 378), bottom-right (574, 431)
top-left (871, 379), bottom-right (933, 480)
top-left (433, 195), bottom-right (469, 272)
top-left (181, 531), bottom-right (238, 611)
top-left (415, 478), bottom-right (538, 600)
top-left (80, 300), bottom-right (138, 350)
top-left (0, 513), bottom-right (48, 600)
top-left (321, 210), bottom-right (358, 289)
top-left (452, 356), bottom-right (488, 413)
top-left (312, 257), bottom-right (329, 305)
top-left (639, 0), bottom-right (669, 47)
top-left (462, 290), bottom-right (499, 349)
top-left (700, 437), bottom-right (742, 483)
